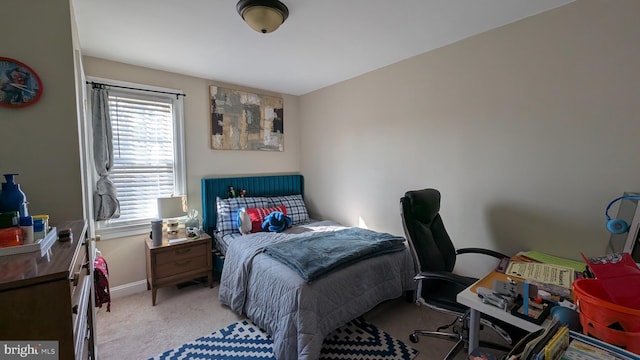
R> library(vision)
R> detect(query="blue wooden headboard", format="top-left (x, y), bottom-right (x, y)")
top-left (201, 174), bottom-right (304, 236)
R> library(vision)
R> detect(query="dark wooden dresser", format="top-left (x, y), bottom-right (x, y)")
top-left (0, 220), bottom-right (96, 359)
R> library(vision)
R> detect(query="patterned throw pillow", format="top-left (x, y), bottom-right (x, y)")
top-left (243, 205), bottom-right (287, 233)
top-left (216, 197), bottom-right (271, 235)
top-left (268, 194), bottom-right (309, 225)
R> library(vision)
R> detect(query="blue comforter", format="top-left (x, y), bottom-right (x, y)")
top-left (263, 227), bottom-right (406, 282)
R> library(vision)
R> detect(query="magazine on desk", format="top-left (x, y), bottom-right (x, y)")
top-left (500, 317), bottom-right (640, 360)
top-left (562, 331), bottom-right (640, 360)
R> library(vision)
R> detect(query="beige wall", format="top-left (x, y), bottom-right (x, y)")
top-left (0, 0), bottom-right (83, 223)
top-left (82, 57), bottom-right (302, 287)
top-left (300, 0), bottom-right (640, 276)
top-left (5, 0), bottom-right (639, 289)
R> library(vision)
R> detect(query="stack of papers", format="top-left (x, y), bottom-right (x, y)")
top-left (505, 262), bottom-right (575, 289)
top-left (523, 251), bottom-right (587, 272)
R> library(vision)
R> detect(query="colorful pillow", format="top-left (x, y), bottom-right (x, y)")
top-left (268, 194), bottom-right (309, 225)
top-left (243, 206), bottom-right (287, 233)
top-left (216, 196), bottom-right (271, 235)
top-left (261, 211), bottom-right (292, 233)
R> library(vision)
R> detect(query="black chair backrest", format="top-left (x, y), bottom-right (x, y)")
top-left (401, 189), bottom-right (457, 273)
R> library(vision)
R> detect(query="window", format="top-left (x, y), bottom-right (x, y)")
top-left (84, 79), bottom-right (185, 239)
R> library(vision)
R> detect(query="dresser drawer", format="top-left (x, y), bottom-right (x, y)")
top-left (156, 242), bottom-right (207, 265)
top-left (69, 241), bottom-right (91, 360)
top-left (73, 276), bottom-right (90, 359)
top-left (156, 254), bottom-right (208, 279)
top-left (69, 243), bottom-right (89, 297)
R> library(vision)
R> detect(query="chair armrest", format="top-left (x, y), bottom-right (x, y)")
top-left (456, 247), bottom-right (509, 260)
top-left (414, 270), bottom-right (473, 289)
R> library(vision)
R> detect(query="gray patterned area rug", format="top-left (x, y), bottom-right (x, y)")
top-left (150, 317), bottom-right (419, 360)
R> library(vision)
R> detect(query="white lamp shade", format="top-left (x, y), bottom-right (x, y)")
top-left (157, 196), bottom-right (187, 219)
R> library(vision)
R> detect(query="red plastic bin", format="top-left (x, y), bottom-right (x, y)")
top-left (574, 278), bottom-right (640, 354)
top-left (579, 311), bottom-right (640, 354)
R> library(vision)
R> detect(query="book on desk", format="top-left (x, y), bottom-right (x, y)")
top-left (498, 320), bottom-right (640, 360)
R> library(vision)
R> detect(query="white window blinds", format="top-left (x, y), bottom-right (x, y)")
top-left (97, 88), bottom-right (185, 230)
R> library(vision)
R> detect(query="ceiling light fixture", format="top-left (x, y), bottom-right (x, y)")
top-left (236, 0), bottom-right (289, 34)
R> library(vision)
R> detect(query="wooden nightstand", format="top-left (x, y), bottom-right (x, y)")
top-left (145, 231), bottom-right (212, 305)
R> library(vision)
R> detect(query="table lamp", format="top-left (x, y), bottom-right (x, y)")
top-left (157, 195), bottom-right (187, 235)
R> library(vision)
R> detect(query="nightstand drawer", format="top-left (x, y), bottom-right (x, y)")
top-left (145, 232), bottom-right (213, 305)
top-left (156, 243), bottom-right (207, 265)
top-left (156, 254), bottom-right (208, 279)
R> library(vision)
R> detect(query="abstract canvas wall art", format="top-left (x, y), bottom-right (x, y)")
top-left (209, 86), bottom-right (284, 151)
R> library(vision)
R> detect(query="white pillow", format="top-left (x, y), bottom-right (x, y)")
top-left (237, 208), bottom-right (252, 235)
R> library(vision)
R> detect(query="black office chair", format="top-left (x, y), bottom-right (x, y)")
top-left (400, 188), bottom-right (527, 360)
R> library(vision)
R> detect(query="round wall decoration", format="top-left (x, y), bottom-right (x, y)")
top-left (0, 57), bottom-right (43, 108)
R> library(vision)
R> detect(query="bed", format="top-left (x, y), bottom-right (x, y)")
top-left (202, 174), bottom-right (415, 360)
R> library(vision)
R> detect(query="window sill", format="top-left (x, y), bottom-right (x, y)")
top-left (95, 222), bottom-right (150, 240)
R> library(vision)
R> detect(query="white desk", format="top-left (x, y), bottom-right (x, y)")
top-left (456, 274), bottom-right (550, 355)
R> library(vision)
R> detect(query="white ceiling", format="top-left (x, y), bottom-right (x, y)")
top-left (73, 0), bottom-right (573, 96)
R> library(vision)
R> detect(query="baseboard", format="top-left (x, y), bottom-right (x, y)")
top-left (110, 280), bottom-right (147, 299)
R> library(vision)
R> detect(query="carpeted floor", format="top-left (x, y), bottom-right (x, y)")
top-left (96, 281), bottom-right (508, 360)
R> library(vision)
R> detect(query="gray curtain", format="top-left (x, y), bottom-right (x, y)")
top-left (91, 86), bottom-right (120, 220)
